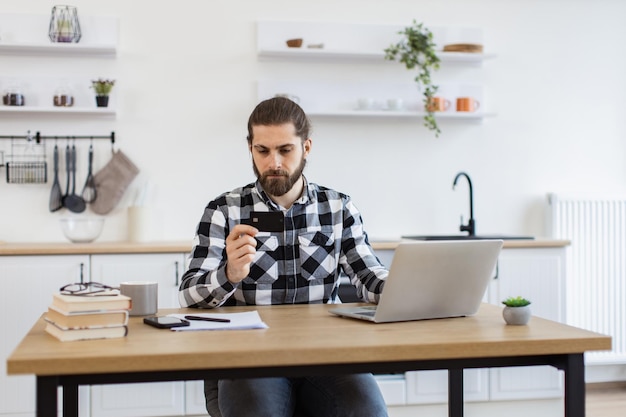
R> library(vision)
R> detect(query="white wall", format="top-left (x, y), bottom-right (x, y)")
top-left (0, 0), bottom-right (625, 243)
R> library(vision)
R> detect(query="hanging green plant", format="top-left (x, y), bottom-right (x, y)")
top-left (384, 21), bottom-right (441, 137)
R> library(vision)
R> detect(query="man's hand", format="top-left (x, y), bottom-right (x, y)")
top-left (225, 224), bottom-right (258, 283)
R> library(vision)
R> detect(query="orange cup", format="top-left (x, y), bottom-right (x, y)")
top-left (426, 97), bottom-right (451, 112)
top-left (456, 97), bottom-right (480, 112)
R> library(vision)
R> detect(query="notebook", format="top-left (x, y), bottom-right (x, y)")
top-left (329, 240), bottom-right (503, 323)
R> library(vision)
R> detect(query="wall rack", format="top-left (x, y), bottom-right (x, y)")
top-left (0, 131), bottom-right (115, 145)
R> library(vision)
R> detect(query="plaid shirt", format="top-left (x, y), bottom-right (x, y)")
top-left (178, 178), bottom-right (387, 308)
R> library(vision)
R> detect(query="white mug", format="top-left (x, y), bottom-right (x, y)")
top-left (120, 281), bottom-right (158, 316)
top-left (357, 97), bottom-right (375, 110)
top-left (387, 98), bottom-right (404, 111)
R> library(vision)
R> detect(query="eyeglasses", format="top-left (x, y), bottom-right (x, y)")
top-left (59, 281), bottom-right (118, 296)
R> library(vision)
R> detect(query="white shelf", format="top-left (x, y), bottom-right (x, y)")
top-left (308, 110), bottom-right (495, 120)
top-left (257, 20), bottom-right (495, 128)
top-left (0, 42), bottom-right (116, 57)
top-left (0, 13), bottom-right (118, 58)
top-left (258, 48), bottom-right (495, 63)
top-left (0, 106), bottom-right (115, 116)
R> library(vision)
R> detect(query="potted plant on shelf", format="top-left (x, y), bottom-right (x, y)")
top-left (384, 20), bottom-right (441, 137)
top-left (91, 79), bottom-right (115, 108)
top-left (501, 296), bottom-right (532, 325)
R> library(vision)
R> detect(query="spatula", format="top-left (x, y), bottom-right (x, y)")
top-left (48, 144), bottom-right (63, 212)
top-left (64, 144), bottom-right (86, 213)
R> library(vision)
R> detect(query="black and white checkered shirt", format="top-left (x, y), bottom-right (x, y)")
top-left (178, 178), bottom-right (387, 308)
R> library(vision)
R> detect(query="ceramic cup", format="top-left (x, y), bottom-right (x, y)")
top-left (426, 97), bottom-right (451, 112)
top-left (456, 97), bottom-right (481, 112)
top-left (128, 206), bottom-right (152, 242)
top-left (120, 281), bottom-right (158, 316)
top-left (386, 98), bottom-right (404, 111)
top-left (357, 97), bottom-right (375, 110)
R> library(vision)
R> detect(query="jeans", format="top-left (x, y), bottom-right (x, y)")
top-left (205, 374), bottom-right (388, 417)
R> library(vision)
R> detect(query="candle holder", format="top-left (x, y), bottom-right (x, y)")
top-left (48, 5), bottom-right (82, 43)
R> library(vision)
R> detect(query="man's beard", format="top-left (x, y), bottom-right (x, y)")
top-left (254, 158), bottom-right (306, 197)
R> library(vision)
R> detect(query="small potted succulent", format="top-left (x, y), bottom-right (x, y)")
top-left (501, 296), bottom-right (532, 325)
top-left (91, 79), bottom-right (115, 107)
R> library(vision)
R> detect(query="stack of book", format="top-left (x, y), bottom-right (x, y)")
top-left (44, 292), bottom-right (132, 342)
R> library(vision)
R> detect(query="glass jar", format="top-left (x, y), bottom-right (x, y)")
top-left (53, 81), bottom-right (74, 107)
top-left (2, 85), bottom-right (25, 106)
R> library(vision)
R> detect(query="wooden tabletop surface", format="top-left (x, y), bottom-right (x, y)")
top-left (7, 303), bottom-right (610, 377)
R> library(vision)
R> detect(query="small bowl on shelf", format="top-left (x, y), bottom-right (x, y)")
top-left (60, 217), bottom-right (105, 243)
top-left (286, 38), bottom-right (303, 48)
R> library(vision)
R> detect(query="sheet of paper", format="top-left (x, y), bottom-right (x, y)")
top-left (168, 311), bottom-right (268, 331)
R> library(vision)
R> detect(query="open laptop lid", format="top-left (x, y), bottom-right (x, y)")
top-left (330, 240), bottom-right (503, 323)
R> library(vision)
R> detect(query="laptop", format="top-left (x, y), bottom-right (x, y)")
top-left (329, 240), bottom-right (503, 323)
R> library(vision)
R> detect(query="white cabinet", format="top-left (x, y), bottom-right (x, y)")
top-left (404, 245), bottom-right (566, 405)
top-left (90, 253), bottom-right (184, 310)
top-left (0, 252), bottom-right (189, 417)
top-left (185, 381), bottom-right (208, 416)
top-left (0, 245), bottom-right (566, 417)
top-left (406, 369), bottom-right (489, 404)
top-left (256, 20), bottom-right (495, 123)
top-left (487, 247), bottom-right (566, 400)
top-left (89, 253), bottom-right (187, 417)
top-left (0, 255), bottom-right (91, 417)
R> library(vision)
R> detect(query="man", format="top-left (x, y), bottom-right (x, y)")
top-left (179, 97), bottom-right (388, 417)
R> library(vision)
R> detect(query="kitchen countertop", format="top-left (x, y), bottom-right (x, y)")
top-left (0, 239), bottom-right (570, 256)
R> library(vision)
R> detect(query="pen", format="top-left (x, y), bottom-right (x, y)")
top-left (184, 315), bottom-right (231, 323)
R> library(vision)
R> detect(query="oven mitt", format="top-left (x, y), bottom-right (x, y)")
top-left (91, 150), bottom-right (139, 215)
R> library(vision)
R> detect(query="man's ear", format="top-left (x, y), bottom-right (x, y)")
top-left (303, 138), bottom-right (312, 157)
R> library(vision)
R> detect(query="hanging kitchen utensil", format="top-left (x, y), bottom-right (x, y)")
top-left (64, 143), bottom-right (86, 213)
top-left (81, 142), bottom-right (97, 203)
top-left (49, 143), bottom-right (63, 212)
top-left (62, 143), bottom-right (71, 207)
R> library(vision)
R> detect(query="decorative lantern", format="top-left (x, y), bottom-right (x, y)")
top-left (49, 5), bottom-right (82, 43)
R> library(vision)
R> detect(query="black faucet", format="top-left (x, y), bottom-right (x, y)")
top-left (452, 172), bottom-right (475, 236)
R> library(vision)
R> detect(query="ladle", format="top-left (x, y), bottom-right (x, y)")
top-left (64, 143), bottom-right (86, 213)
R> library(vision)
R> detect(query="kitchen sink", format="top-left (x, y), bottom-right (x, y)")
top-left (402, 234), bottom-right (534, 241)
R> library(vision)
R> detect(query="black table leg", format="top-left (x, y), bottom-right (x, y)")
top-left (63, 381), bottom-right (79, 417)
top-left (36, 376), bottom-right (58, 417)
top-left (563, 353), bottom-right (585, 417)
top-left (448, 368), bottom-right (464, 417)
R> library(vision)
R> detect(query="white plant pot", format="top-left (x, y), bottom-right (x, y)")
top-left (502, 305), bottom-right (531, 325)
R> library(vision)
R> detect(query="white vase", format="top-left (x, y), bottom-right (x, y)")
top-left (502, 305), bottom-right (531, 325)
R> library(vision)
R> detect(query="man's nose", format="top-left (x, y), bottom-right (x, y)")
top-left (269, 152), bottom-right (282, 169)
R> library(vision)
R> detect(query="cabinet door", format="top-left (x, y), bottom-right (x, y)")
top-left (488, 248), bottom-right (566, 400)
top-left (185, 381), bottom-right (208, 415)
top-left (89, 253), bottom-right (186, 417)
top-left (405, 369), bottom-right (489, 405)
top-left (90, 253), bottom-right (185, 309)
top-left (0, 255), bottom-right (90, 417)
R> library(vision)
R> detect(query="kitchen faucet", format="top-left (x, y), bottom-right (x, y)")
top-left (453, 172), bottom-right (475, 236)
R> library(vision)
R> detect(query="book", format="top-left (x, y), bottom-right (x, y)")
top-left (51, 292), bottom-right (132, 313)
top-left (45, 321), bottom-right (128, 342)
top-left (45, 305), bottom-right (129, 329)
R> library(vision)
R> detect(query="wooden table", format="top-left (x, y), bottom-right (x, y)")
top-left (7, 303), bottom-right (611, 417)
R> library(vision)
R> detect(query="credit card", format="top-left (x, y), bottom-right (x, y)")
top-left (242, 211), bottom-right (284, 232)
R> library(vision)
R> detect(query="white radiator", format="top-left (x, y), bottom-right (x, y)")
top-left (547, 193), bottom-right (626, 364)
